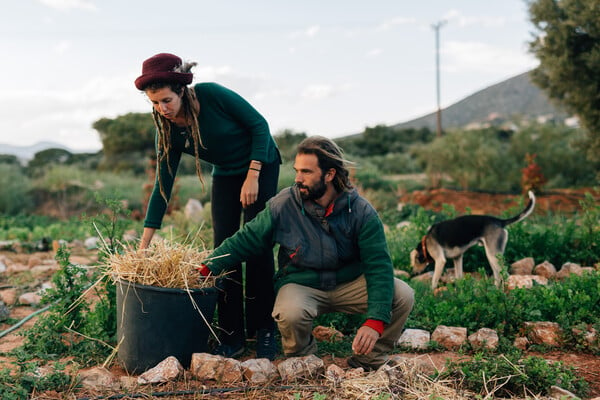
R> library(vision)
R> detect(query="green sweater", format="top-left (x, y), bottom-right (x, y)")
top-left (205, 187), bottom-right (395, 324)
top-left (144, 82), bottom-right (280, 229)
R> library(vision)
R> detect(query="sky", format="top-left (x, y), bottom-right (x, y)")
top-left (0, 0), bottom-right (539, 152)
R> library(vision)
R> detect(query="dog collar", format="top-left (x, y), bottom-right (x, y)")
top-left (421, 235), bottom-right (433, 263)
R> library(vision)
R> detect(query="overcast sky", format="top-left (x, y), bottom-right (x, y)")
top-left (0, 0), bottom-right (538, 151)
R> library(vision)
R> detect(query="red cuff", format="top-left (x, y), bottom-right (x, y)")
top-left (196, 263), bottom-right (211, 277)
top-left (362, 319), bottom-right (385, 336)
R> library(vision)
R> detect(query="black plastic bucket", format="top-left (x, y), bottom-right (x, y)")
top-left (116, 280), bottom-right (218, 373)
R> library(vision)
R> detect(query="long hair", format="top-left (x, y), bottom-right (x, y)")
top-left (142, 61), bottom-right (204, 201)
top-left (296, 136), bottom-right (354, 192)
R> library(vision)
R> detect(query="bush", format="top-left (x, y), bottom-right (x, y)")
top-left (0, 164), bottom-right (33, 215)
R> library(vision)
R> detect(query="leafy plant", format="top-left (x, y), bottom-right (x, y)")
top-left (0, 362), bottom-right (73, 400)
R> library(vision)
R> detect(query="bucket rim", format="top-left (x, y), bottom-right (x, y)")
top-left (116, 279), bottom-right (218, 295)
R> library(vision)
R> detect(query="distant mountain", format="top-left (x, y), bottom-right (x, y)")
top-left (392, 71), bottom-right (571, 131)
top-left (0, 141), bottom-right (75, 161)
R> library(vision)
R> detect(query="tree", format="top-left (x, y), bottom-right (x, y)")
top-left (527, 0), bottom-right (600, 164)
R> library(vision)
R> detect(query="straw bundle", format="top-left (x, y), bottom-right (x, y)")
top-left (108, 239), bottom-right (219, 289)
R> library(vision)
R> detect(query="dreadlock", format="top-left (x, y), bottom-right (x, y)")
top-left (143, 61), bottom-right (204, 202)
top-left (296, 136), bottom-right (354, 192)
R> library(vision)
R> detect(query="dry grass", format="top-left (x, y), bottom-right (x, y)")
top-left (107, 239), bottom-right (221, 289)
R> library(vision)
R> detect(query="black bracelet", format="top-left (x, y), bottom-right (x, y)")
top-left (249, 167), bottom-right (261, 172)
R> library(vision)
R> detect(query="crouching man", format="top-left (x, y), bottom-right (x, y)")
top-left (199, 136), bottom-right (414, 370)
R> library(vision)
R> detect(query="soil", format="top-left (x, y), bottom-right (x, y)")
top-left (1, 188), bottom-right (600, 398)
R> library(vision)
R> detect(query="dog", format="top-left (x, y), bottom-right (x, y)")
top-left (410, 190), bottom-right (535, 289)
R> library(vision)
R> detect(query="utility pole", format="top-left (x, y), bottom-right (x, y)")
top-left (432, 20), bottom-right (446, 137)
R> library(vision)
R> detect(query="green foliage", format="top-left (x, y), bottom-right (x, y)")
top-left (528, 0), bottom-right (600, 164)
top-left (16, 197), bottom-right (130, 365)
top-left (0, 214), bottom-right (93, 242)
top-left (0, 164), bottom-right (33, 214)
top-left (439, 352), bottom-right (589, 398)
top-left (337, 125), bottom-right (434, 157)
top-left (273, 129), bottom-right (307, 162)
top-left (0, 362), bottom-right (73, 400)
top-left (406, 271), bottom-right (600, 340)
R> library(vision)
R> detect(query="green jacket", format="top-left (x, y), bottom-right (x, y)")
top-left (144, 82), bottom-right (280, 229)
top-left (206, 186), bottom-right (395, 324)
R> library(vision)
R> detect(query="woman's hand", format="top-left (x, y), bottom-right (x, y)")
top-left (240, 170), bottom-right (260, 208)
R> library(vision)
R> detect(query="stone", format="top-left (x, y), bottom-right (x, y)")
top-left (277, 354), bottom-right (324, 381)
top-left (0, 288), bottom-right (18, 305)
top-left (533, 260), bottom-right (557, 278)
top-left (325, 364), bottom-right (345, 386)
top-left (431, 325), bottom-right (467, 350)
top-left (190, 353), bottom-right (224, 380)
top-left (84, 237), bottom-right (100, 250)
top-left (312, 325), bottom-right (344, 342)
top-left (78, 367), bottom-right (120, 391)
top-left (220, 358), bottom-right (243, 383)
top-left (556, 262), bottom-right (583, 280)
top-left (137, 356), bottom-right (183, 384)
top-left (0, 301), bottom-right (9, 321)
top-left (468, 328), bottom-right (499, 350)
top-left (397, 328), bottom-right (431, 350)
top-left (411, 271), bottom-right (433, 284)
top-left (184, 199), bottom-right (204, 222)
top-left (506, 274), bottom-right (548, 290)
top-left (19, 292), bottom-right (42, 306)
top-left (524, 321), bottom-right (562, 347)
top-left (510, 257), bottom-right (535, 275)
top-left (549, 385), bottom-right (579, 399)
top-left (513, 336), bottom-right (529, 350)
top-left (241, 358), bottom-right (278, 384)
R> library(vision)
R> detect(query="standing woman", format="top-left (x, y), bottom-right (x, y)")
top-left (135, 53), bottom-right (281, 360)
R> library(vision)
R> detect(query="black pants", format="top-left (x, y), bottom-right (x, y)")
top-left (211, 160), bottom-right (279, 345)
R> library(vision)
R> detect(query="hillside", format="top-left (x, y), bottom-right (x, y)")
top-left (392, 71), bottom-right (571, 131)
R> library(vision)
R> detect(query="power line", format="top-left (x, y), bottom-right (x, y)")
top-left (432, 20), bottom-right (447, 136)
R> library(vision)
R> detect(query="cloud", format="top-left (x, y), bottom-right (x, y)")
top-left (442, 40), bottom-right (537, 74)
top-left (54, 40), bottom-right (71, 55)
top-left (442, 9), bottom-right (512, 28)
top-left (301, 84), bottom-right (335, 100)
top-left (377, 16), bottom-right (417, 31)
top-left (366, 48), bottom-right (383, 57)
top-left (290, 25), bottom-right (321, 39)
top-left (37, 0), bottom-right (97, 11)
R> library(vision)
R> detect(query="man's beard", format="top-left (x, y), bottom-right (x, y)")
top-left (296, 175), bottom-right (327, 200)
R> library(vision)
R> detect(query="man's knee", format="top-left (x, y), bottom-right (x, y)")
top-left (393, 278), bottom-right (415, 312)
top-left (273, 303), bottom-right (313, 326)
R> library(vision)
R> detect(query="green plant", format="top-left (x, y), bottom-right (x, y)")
top-left (439, 352), bottom-right (589, 397)
top-left (0, 362), bottom-right (73, 400)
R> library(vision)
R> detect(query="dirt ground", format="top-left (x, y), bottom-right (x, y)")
top-left (1, 188), bottom-right (600, 398)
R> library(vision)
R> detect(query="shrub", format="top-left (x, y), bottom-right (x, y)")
top-left (0, 164), bottom-right (33, 215)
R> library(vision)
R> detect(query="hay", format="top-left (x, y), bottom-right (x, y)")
top-left (107, 239), bottom-right (222, 289)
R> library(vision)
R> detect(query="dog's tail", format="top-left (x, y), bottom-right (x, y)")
top-left (501, 190), bottom-right (536, 226)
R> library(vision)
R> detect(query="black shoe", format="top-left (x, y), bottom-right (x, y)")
top-left (213, 342), bottom-right (245, 358)
top-left (256, 328), bottom-right (277, 360)
top-left (347, 356), bottom-right (381, 371)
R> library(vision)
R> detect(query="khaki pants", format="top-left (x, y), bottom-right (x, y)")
top-left (272, 275), bottom-right (414, 367)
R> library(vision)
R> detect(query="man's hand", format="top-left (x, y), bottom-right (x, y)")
top-left (352, 325), bottom-right (380, 355)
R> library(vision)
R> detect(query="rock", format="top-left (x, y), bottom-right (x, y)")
top-left (78, 367), bottom-right (120, 390)
top-left (70, 255), bottom-right (95, 265)
top-left (241, 358), bottom-right (278, 384)
top-left (8, 263), bottom-right (29, 273)
top-left (533, 260), bottom-right (557, 278)
top-left (412, 271), bottom-right (433, 284)
top-left (513, 336), bottom-right (530, 350)
top-left (27, 256), bottom-right (43, 268)
top-left (549, 385), bottom-right (579, 399)
top-left (523, 321), bottom-right (562, 347)
top-left (84, 237), bottom-right (100, 250)
top-left (0, 301), bottom-right (10, 321)
top-left (277, 354), bottom-right (324, 381)
top-left (19, 292), bottom-right (42, 306)
top-left (325, 364), bottom-right (345, 386)
top-left (571, 326), bottom-right (597, 348)
top-left (510, 257), bottom-right (535, 275)
top-left (31, 265), bottom-right (58, 277)
top-left (468, 328), bottom-right (499, 350)
top-left (0, 260), bottom-right (7, 274)
top-left (344, 367), bottom-right (365, 379)
top-left (431, 326), bottom-right (467, 350)
top-left (312, 325), bottom-right (344, 342)
top-left (184, 199), bottom-right (204, 222)
top-left (556, 262), bottom-right (583, 280)
top-left (190, 353), bottom-right (223, 380)
top-left (189, 353), bottom-right (242, 383)
top-left (506, 274), bottom-right (548, 290)
top-left (397, 328), bottom-right (431, 350)
top-left (0, 288), bottom-right (18, 305)
top-left (137, 356), bottom-right (183, 384)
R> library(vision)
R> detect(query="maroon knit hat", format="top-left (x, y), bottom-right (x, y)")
top-left (134, 53), bottom-right (193, 90)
